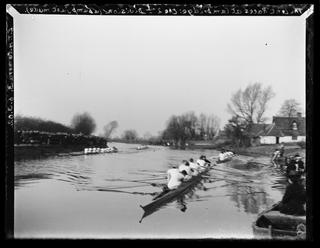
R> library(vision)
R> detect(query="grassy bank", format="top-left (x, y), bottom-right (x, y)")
top-left (233, 144), bottom-right (306, 160)
top-left (14, 144), bottom-right (88, 161)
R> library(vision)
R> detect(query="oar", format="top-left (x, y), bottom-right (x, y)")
top-left (100, 182), bottom-right (165, 191)
top-left (207, 191), bottom-right (266, 198)
top-left (210, 176), bottom-right (254, 184)
top-left (94, 187), bottom-right (156, 196)
top-left (210, 167), bottom-right (251, 177)
top-left (105, 176), bottom-right (167, 183)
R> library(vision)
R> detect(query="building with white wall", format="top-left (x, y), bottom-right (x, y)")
top-left (250, 113), bottom-right (306, 145)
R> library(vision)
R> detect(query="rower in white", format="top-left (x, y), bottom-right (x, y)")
top-left (178, 160), bottom-right (193, 179)
top-left (197, 155), bottom-right (211, 171)
top-left (188, 158), bottom-right (200, 176)
top-left (167, 166), bottom-right (189, 190)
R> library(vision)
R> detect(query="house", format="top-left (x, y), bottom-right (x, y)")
top-left (250, 113), bottom-right (306, 145)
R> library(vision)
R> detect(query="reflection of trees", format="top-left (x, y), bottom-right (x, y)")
top-left (228, 183), bottom-right (269, 214)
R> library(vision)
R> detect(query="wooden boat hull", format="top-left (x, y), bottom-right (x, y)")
top-left (252, 204), bottom-right (306, 239)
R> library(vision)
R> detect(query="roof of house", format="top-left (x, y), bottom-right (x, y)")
top-left (250, 116), bottom-right (306, 137)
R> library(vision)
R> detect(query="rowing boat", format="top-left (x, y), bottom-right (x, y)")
top-left (139, 165), bottom-right (212, 223)
top-left (252, 202), bottom-right (306, 240)
top-left (137, 145), bottom-right (148, 150)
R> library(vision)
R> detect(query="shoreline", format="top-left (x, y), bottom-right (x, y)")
top-left (14, 144), bottom-right (90, 161)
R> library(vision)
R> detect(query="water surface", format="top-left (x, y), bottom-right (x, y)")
top-left (14, 142), bottom-right (287, 239)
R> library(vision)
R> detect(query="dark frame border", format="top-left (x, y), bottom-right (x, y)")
top-left (5, 3), bottom-right (316, 241)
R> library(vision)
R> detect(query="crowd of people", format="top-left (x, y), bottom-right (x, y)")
top-left (14, 130), bottom-right (107, 147)
top-left (271, 143), bottom-right (306, 216)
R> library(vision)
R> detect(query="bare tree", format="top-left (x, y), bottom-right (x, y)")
top-left (278, 99), bottom-right (302, 117)
top-left (227, 83), bottom-right (275, 124)
top-left (71, 112), bottom-right (96, 135)
top-left (122, 129), bottom-right (138, 141)
top-left (103, 120), bottom-right (119, 139)
top-left (206, 114), bottom-right (221, 139)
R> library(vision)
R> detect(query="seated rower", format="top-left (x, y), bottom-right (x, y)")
top-left (274, 174), bottom-right (306, 216)
top-left (189, 158), bottom-right (200, 176)
top-left (218, 149), bottom-right (226, 162)
top-left (178, 160), bottom-right (194, 179)
top-left (197, 155), bottom-right (211, 170)
top-left (153, 168), bottom-right (189, 200)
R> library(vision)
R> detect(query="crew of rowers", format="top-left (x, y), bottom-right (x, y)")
top-left (154, 155), bottom-right (212, 199)
top-left (217, 149), bottom-right (236, 162)
top-left (84, 146), bottom-right (118, 154)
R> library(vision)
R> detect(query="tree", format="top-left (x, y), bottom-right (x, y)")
top-left (206, 114), bottom-right (221, 139)
top-left (224, 116), bottom-right (250, 147)
top-left (103, 120), bottom-right (119, 139)
top-left (14, 115), bottom-right (73, 133)
top-left (227, 83), bottom-right (275, 124)
top-left (122, 129), bottom-right (138, 141)
top-left (162, 111), bottom-right (220, 148)
top-left (71, 112), bottom-right (96, 135)
top-left (278, 99), bottom-right (302, 117)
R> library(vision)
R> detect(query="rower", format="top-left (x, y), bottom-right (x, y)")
top-left (189, 158), bottom-right (200, 176)
top-left (197, 155), bottom-right (211, 170)
top-left (178, 160), bottom-right (193, 179)
top-left (218, 149), bottom-right (226, 162)
top-left (153, 167), bottom-right (189, 200)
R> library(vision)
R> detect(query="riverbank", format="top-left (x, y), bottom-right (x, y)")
top-left (233, 144), bottom-right (306, 161)
top-left (14, 144), bottom-right (88, 161)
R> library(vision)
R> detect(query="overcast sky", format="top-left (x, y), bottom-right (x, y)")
top-left (10, 7), bottom-right (308, 137)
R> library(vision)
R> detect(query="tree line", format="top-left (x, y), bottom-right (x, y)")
top-left (14, 83), bottom-right (303, 148)
top-left (224, 83), bottom-right (303, 147)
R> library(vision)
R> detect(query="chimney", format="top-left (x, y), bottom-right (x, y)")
top-left (297, 112), bottom-right (302, 118)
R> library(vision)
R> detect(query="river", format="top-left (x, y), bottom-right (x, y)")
top-left (14, 142), bottom-right (287, 239)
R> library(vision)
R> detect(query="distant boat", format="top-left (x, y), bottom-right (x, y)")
top-left (136, 145), bottom-right (149, 150)
top-left (84, 146), bottom-right (118, 154)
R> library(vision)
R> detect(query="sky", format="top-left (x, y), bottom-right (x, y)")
top-left (10, 6), bottom-right (309, 137)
